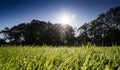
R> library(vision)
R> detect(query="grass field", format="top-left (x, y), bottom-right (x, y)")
top-left (0, 45), bottom-right (120, 70)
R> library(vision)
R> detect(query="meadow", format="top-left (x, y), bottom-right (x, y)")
top-left (0, 45), bottom-right (120, 70)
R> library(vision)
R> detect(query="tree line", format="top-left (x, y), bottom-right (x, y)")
top-left (0, 6), bottom-right (120, 46)
top-left (0, 20), bottom-right (75, 46)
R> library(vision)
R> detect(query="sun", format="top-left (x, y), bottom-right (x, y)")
top-left (56, 10), bottom-right (77, 25)
top-left (57, 13), bottom-right (72, 24)
top-left (59, 15), bottom-right (71, 24)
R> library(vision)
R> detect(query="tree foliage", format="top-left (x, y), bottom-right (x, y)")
top-left (78, 6), bottom-right (120, 46)
top-left (0, 19), bottom-right (75, 46)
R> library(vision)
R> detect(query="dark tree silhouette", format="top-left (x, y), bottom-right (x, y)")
top-left (1, 27), bottom-right (11, 43)
top-left (0, 19), bottom-right (75, 46)
top-left (0, 39), bottom-right (6, 46)
top-left (78, 6), bottom-right (120, 46)
top-left (25, 20), bottom-right (48, 45)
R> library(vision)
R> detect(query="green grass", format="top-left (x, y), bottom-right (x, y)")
top-left (0, 45), bottom-right (120, 70)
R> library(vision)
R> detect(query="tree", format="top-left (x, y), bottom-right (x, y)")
top-left (78, 6), bottom-right (120, 46)
top-left (1, 27), bottom-right (11, 43)
top-left (0, 39), bottom-right (6, 46)
top-left (64, 25), bottom-right (75, 46)
top-left (10, 23), bottom-right (27, 45)
top-left (25, 19), bottom-right (47, 45)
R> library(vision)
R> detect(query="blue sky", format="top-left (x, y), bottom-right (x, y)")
top-left (0, 0), bottom-right (120, 30)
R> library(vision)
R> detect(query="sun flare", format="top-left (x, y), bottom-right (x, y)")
top-left (57, 12), bottom-right (73, 25)
top-left (56, 10), bottom-right (77, 25)
top-left (59, 15), bottom-right (71, 24)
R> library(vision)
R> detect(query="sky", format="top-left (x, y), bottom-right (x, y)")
top-left (0, 0), bottom-right (120, 30)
